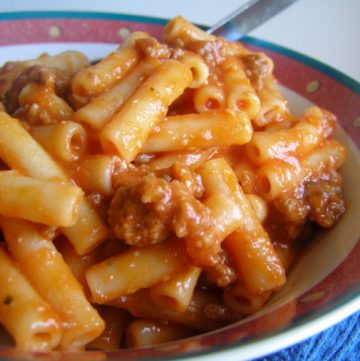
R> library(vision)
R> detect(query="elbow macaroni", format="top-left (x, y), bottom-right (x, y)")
top-left (0, 16), bottom-right (347, 351)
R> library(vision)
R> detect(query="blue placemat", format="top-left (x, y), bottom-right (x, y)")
top-left (256, 311), bottom-right (360, 361)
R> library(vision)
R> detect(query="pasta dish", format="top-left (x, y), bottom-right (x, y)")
top-left (0, 16), bottom-right (347, 351)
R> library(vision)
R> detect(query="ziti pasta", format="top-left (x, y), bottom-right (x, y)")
top-left (0, 16), bottom-right (347, 351)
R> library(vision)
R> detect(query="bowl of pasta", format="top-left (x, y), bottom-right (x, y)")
top-left (0, 11), bottom-right (359, 361)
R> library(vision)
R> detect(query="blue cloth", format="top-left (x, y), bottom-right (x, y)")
top-left (257, 311), bottom-right (360, 361)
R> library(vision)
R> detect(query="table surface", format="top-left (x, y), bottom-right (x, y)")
top-left (0, 0), bottom-right (359, 360)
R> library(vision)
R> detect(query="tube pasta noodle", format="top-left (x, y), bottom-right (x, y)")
top-left (132, 35), bottom-right (171, 60)
top-left (232, 157), bottom-right (258, 194)
top-left (61, 197), bottom-right (109, 256)
top-left (0, 170), bottom-right (83, 227)
top-left (121, 31), bottom-right (150, 48)
top-left (100, 60), bottom-right (193, 161)
top-left (143, 110), bottom-right (252, 153)
top-left (0, 218), bottom-right (105, 350)
top-left (0, 15), bottom-right (348, 352)
top-left (0, 111), bottom-right (108, 255)
top-left (198, 159), bottom-right (244, 239)
top-left (0, 246), bottom-right (62, 351)
top-left (111, 288), bottom-right (235, 331)
top-left (86, 238), bottom-right (190, 303)
top-left (163, 15), bottom-right (215, 47)
top-left (194, 83), bottom-right (225, 113)
top-left (87, 307), bottom-right (128, 351)
top-left (254, 74), bottom-right (289, 127)
top-left (221, 57), bottom-right (260, 119)
top-left (246, 194), bottom-right (268, 223)
top-left (203, 192), bottom-right (242, 240)
top-left (145, 147), bottom-right (218, 171)
top-left (71, 47), bottom-right (140, 98)
top-left (0, 111), bottom-right (68, 181)
top-left (257, 140), bottom-right (347, 200)
top-left (75, 155), bottom-right (117, 195)
top-left (200, 158), bottom-right (285, 293)
top-left (73, 59), bottom-right (161, 129)
top-left (35, 51), bottom-right (89, 76)
top-left (274, 245), bottom-right (297, 272)
top-left (126, 319), bottom-right (193, 348)
top-left (149, 265), bottom-right (201, 312)
top-left (57, 239), bottom-right (99, 294)
top-left (223, 283), bottom-right (271, 315)
top-left (30, 121), bottom-right (88, 162)
top-left (246, 106), bottom-right (337, 165)
top-left (175, 51), bottom-right (209, 88)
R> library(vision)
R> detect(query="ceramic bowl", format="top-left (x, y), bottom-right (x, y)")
top-left (0, 11), bottom-right (359, 361)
